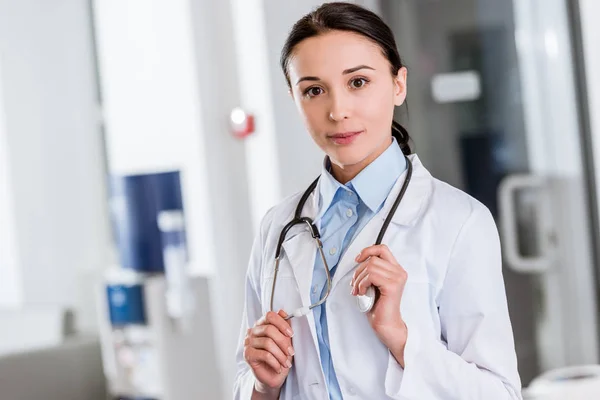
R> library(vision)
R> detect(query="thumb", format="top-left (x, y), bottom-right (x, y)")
top-left (278, 309), bottom-right (290, 323)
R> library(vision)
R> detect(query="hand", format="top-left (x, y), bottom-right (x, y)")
top-left (244, 310), bottom-right (295, 398)
top-left (351, 244), bottom-right (409, 367)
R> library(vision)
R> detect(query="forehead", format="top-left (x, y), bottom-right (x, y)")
top-left (288, 31), bottom-right (388, 79)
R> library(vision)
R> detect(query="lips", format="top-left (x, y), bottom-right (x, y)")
top-left (328, 130), bottom-right (363, 145)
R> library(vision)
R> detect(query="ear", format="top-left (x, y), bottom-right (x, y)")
top-left (393, 67), bottom-right (408, 106)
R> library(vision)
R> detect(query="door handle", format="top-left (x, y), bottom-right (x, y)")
top-left (498, 174), bottom-right (554, 273)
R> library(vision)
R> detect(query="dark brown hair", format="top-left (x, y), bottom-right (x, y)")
top-left (280, 2), bottom-right (411, 155)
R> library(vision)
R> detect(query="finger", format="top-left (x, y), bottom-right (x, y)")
top-left (251, 324), bottom-right (294, 358)
top-left (244, 347), bottom-right (284, 374)
top-left (355, 244), bottom-right (397, 264)
top-left (248, 337), bottom-right (292, 369)
top-left (257, 311), bottom-right (294, 338)
top-left (351, 256), bottom-right (380, 284)
top-left (353, 263), bottom-right (394, 294)
top-left (351, 256), bottom-right (395, 286)
top-left (355, 269), bottom-right (390, 296)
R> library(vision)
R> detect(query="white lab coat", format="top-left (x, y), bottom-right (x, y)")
top-left (234, 155), bottom-right (522, 399)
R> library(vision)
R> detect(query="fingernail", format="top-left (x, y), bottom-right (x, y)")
top-left (288, 346), bottom-right (295, 356)
top-left (355, 252), bottom-right (361, 261)
top-left (286, 360), bottom-right (292, 368)
top-left (286, 329), bottom-right (294, 337)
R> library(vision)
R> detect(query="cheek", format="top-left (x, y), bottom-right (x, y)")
top-left (356, 87), bottom-right (395, 132)
top-left (297, 101), bottom-right (328, 140)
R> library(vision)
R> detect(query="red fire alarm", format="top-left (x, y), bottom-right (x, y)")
top-left (230, 107), bottom-right (255, 139)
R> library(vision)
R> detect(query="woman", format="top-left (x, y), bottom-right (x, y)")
top-left (234, 3), bottom-right (521, 399)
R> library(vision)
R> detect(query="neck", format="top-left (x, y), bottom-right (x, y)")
top-left (330, 137), bottom-right (393, 184)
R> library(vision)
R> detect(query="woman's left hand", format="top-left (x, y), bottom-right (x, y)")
top-left (351, 244), bottom-right (408, 367)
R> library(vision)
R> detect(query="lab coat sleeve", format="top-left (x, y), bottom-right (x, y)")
top-left (385, 204), bottom-right (523, 400)
top-left (233, 210), bottom-right (272, 400)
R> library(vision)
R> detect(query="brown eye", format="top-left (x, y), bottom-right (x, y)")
top-left (350, 78), bottom-right (369, 89)
top-left (305, 87), bottom-right (324, 97)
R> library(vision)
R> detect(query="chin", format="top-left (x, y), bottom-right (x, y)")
top-left (328, 145), bottom-right (371, 168)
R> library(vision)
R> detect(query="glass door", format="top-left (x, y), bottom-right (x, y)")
top-left (381, 0), bottom-right (599, 386)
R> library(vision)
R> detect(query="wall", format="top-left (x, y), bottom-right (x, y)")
top-left (230, 0), bottom-right (283, 230)
top-left (191, 0), bottom-right (256, 393)
top-left (579, 0), bottom-right (600, 224)
top-left (0, 61), bottom-right (22, 307)
top-left (0, 0), bottom-right (111, 333)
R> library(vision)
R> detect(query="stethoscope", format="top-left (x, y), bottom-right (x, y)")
top-left (271, 153), bottom-right (413, 320)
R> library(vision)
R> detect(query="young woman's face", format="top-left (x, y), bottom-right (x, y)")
top-left (288, 30), bottom-right (407, 175)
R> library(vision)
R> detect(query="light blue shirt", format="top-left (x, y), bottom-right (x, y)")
top-left (311, 138), bottom-right (407, 398)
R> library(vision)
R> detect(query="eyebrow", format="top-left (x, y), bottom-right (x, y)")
top-left (343, 65), bottom-right (375, 74)
top-left (295, 65), bottom-right (375, 85)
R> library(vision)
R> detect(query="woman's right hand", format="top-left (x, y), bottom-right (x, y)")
top-left (244, 310), bottom-right (295, 398)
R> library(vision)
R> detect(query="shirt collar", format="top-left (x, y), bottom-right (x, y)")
top-left (316, 159), bottom-right (346, 221)
top-left (317, 137), bottom-right (407, 217)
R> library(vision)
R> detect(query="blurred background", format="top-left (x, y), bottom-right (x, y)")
top-left (1, 0), bottom-right (600, 399)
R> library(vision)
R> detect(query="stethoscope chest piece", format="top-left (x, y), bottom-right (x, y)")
top-left (356, 286), bottom-right (376, 313)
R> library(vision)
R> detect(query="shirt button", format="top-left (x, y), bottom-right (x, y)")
top-left (348, 386), bottom-right (356, 396)
top-left (346, 208), bottom-right (353, 217)
top-left (329, 247), bottom-right (337, 255)
top-left (312, 285), bottom-right (318, 294)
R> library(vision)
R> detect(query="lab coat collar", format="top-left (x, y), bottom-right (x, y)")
top-left (377, 154), bottom-right (433, 227)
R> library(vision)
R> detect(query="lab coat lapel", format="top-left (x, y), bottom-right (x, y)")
top-left (280, 231), bottom-right (317, 313)
top-left (332, 155), bottom-right (433, 287)
top-left (280, 182), bottom-right (321, 348)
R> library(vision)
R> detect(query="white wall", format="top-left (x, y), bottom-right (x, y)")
top-left (261, 0), bottom-right (327, 199)
top-left (230, 0), bottom-right (283, 230)
top-left (0, 62), bottom-right (22, 307)
top-left (190, 0), bottom-right (256, 394)
top-left (0, 0), bottom-right (111, 333)
top-left (579, 0), bottom-right (600, 219)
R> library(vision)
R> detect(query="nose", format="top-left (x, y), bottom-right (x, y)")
top-left (328, 91), bottom-right (351, 122)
